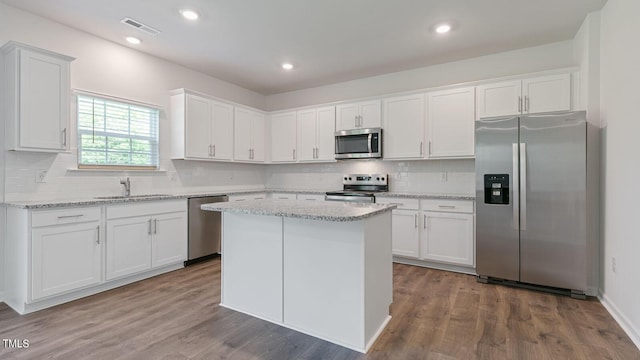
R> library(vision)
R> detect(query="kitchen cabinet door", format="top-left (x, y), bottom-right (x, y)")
top-left (522, 74), bottom-right (571, 114)
top-left (31, 222), bottom-right (101, 300)
top-left (383, 94), bottom-right (425, 159)
top-left (336, 103), bottom-right (359, 131)
top-left (359, 100), bottom-right (382, 128)
top-left (271, 112), bottom-right (297, 162)
top-left (296, 109), bottom-right (317, 161)
top-left (2, 43), bottom-right (73, 152)
top-left (251, 112), bottom-right (266, 162)
top-left (316, 106), bottom-right (336, 161)
top-left (152, 212), bottom-right (187, 268)
top-left (427, 87), bottom-right (475, 158)
top-left (420, 212), bottom-right (474, 266)
top-left (476, 80), bottom-right (522, 119)
top-left (106, 216), bottom-right (152, 280)
top-left (185, 94), bottom-right (213, 159)
top-left (211, 100), bottom-right (234, 160)
top-left (391, 210), bottom-right (420, 258)
top-left (234, 108), bottom-right (253, 161)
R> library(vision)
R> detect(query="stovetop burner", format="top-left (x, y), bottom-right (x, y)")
top-left (325, 174), bottom-right (389, 202)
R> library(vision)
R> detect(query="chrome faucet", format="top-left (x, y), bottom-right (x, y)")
top-left (120, 177), bottom-right (131, 197)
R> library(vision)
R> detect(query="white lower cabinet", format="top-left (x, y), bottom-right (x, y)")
top-left (376, 197), bottom-right (475, 268)
top-left (106, 200), bottom-right (187, 280)
top-left (420, 211), bottom-right (474, 266)
top-left (31, 208), bottom-right (102, 300)
top-left (390, 210), bottom-right (420, 258)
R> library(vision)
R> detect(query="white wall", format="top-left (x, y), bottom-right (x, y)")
top-left (599, 0), bottom-right (640, 349)
top-left (265, 41), bottom-right (575, 111)
top-left (0, 3), bottom-right (267, 201)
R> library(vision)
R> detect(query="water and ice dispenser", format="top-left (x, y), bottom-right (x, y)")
top-left (484, 174), bottom-right (509, 205)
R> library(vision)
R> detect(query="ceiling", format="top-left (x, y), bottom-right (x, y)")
top-left (1, 0), bottom-right (607, 95)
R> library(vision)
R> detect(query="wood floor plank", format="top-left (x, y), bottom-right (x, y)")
top-left (0, 260), bottom-right (638, 360)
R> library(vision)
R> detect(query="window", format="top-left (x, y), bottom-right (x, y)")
top-left (77, 94), bottom-right (159, 169)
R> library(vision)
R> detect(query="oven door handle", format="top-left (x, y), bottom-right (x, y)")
top-left (367, 133), bottom-right (373, 153)
top-left (325, 195), bottom-right (375, 203)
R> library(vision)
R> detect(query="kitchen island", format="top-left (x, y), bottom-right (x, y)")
top-left (201, 199), bottom-right (396, 353)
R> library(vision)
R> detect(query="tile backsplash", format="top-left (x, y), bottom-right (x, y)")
top-left (4, 149), bottom-right (474, 201)
top-left (266, 159), bottom-right (475, 194)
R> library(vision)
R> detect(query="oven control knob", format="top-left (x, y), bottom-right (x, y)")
top-left (381, 177), bottom-right (385, 181)
top-left (344, 177), bottom-right (347, 180)
top-left (376, 177), bottom-right (380, 181)
top-left (348, 177), bottom-right (352, 180)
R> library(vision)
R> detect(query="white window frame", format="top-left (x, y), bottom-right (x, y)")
top-left (76, 91), bottom-right (160, 170)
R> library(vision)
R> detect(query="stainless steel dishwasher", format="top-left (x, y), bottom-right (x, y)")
top-left (186, 195), bottom-right (228, 266)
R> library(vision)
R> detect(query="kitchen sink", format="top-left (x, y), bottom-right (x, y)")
top-left (94, 194), bottom-right (171, 200)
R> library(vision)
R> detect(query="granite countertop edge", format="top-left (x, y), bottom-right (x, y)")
top-left (202, 201), bottom-right (398, 222)
top-left (4, 189), bottom-right (474, 209)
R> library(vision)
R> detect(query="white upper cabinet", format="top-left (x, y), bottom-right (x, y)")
top-left (476, 73), bottom-right (571, 119)
top-left (383, 94), bottom-right (425, 159)
top-left (336, 100), bottom-right (381, 130)
top-left (270, 112), bottom-right (297, 163)
top-left (234, 107), bottom-right (265, 162)
top-left (297, 106), bottom-right (336, 162)
top-left (170, 90), bottom-right (234, 161)
top-left (426, 87), bottom-right (475, 158)
top-left (1, 42), bottom-right (74, 152)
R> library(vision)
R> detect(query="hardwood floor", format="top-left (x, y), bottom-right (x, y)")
top-left (1, 259), bottom-right (638, 359)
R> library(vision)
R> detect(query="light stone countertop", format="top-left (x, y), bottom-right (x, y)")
top-left (201, 199), bottom-right (397, 222)
top-left (2, 189), bottom-right (474, 209)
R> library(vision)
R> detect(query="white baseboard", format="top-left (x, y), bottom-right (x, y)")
top-left (392, 256), bottom-right (476, 275)
top-left (599, 291), bottom-right (640, 351)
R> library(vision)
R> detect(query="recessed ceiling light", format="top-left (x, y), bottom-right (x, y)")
top-left (435, 24), bottom-right (451, 34)
top-left (126, 36), bottom-right (142, 45)
top-left (282, 63), bottom-right (294, 70)
top-left (181, 9), bottom-right (199, 20)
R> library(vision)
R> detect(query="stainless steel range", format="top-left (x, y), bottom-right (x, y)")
top-left (325, 174), bottom-right (388, 203)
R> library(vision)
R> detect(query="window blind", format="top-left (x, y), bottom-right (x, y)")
top-left (77, 95), bottom-right (159, 169)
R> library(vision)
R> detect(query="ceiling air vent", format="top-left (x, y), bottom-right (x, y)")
top-left (120, 17), bottom-right (161, 36)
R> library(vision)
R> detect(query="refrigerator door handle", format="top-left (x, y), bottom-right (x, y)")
top-left (512, 143), bottom-right (520, 230)
top-left (520, 143), bottom-right (527, 230)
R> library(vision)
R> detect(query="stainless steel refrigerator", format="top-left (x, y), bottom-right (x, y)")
top-left (475, 111), bottom-right (597, 298)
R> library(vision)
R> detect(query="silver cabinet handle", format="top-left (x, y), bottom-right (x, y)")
top-left (438, 205), bottom-right (456, 209)
top-left (518, 96), bottom-right (522, 113)
top-left (293, 149), bottom-right (296, 160)
top-left (96, 225), bottom-right (100, 244)
top-left (249, 148), bottom-right (252, 159)
top-left (355, 115), bottom-right (358, 128)
top-left (423, 214), bottom-right (427, 229)
top-left (57, 214), bottom-right (84, 219)
top-left (148, 219), bottom-right (152, 235)
top-left (212, 144), bottom-right (215, 157)
top-left (420, 141), bottom-right (423, 156)
top-left (512, 143), bottom-right (520, 230)
top-left (525, 96), bottom-right (530, 112)
top-left (208, 144), bottom-right (212, 157)
top-left (414, 214), bottom-right (418, 228)
top-left (520, 143), bottom-right (527, 230)
top-left (428, 141), bottom-right (432, 155)
top-left (154, 218), bottom-right (158, 234)
top-left (62, 128), bottom-right (67, 147)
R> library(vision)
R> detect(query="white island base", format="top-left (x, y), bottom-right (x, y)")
top-left (220, 211), bottom-right (392, 353)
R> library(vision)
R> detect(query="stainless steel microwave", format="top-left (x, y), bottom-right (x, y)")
top-left (335, 128), bottom-right (382, 159)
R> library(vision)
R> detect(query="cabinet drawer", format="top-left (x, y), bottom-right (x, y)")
top-left (271, 193), bottom-right (297, 200)
top-left (107, 200), bottom-right (186, 220)
top-left (420, 199), bottom-right (474, 213)
top-left (32, 207), bottom-right (101, 228)
top-left (376, 197), bottom-right (419, 210)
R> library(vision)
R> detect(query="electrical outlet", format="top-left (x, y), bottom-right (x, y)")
top-left (612, 257), bottom-right (616, 273)
top-left (35, 170), bottom-right (47, 183)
